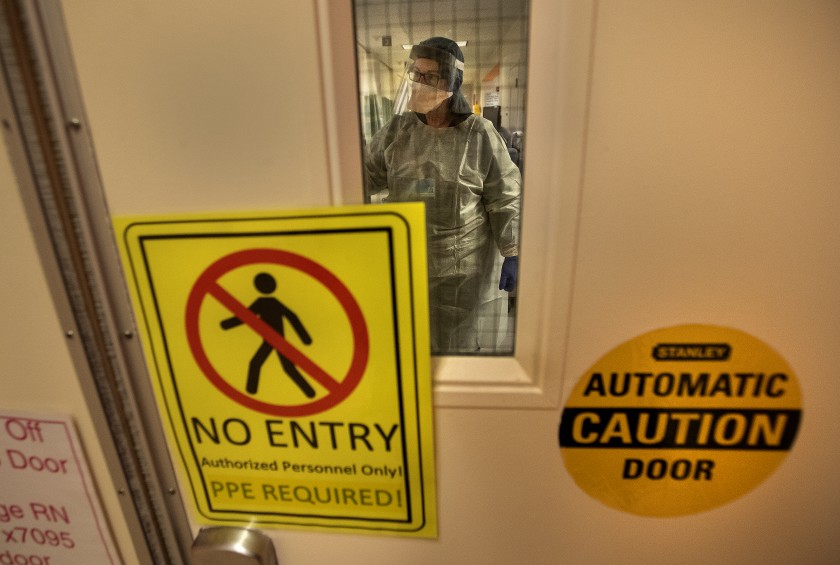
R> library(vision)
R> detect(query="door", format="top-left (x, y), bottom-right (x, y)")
top-left (3, 1), bottom-right (839, 564)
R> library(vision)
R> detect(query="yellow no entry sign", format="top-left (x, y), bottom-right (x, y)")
top-left (115, 204), bottom-right (436, 537)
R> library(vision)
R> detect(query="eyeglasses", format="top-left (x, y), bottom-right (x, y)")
top-left (407, 69), bottom-right (443, 86)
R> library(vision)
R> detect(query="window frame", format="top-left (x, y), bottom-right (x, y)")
top-left (315, 0), bottom-right (596, 408)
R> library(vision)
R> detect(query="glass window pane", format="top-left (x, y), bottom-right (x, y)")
top-left (354, 0), bottom-right (530, 356)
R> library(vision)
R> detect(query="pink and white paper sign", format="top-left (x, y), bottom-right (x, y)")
top-left (0, 412), bottom-right (120, 564)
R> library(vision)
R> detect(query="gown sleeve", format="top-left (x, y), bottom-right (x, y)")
top-left (478, 120), bottom-right (521, 257)
top-left (364, 117), bottom-right (399, 197)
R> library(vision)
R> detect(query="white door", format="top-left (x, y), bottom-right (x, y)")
top-left (3, 1), bottom-right (838, 563)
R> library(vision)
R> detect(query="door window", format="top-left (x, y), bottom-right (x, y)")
top-left (354, 0), bottom-right (531, 356)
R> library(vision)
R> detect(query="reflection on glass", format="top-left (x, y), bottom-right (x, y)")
top-left (354, 0), bottom-right (530, 356)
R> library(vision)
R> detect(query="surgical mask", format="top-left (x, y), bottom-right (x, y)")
top-left (406, 82), bottom-right (453, 114)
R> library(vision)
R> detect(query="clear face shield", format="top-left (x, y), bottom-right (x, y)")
top-left (393, 44), bottom-right (464, 116)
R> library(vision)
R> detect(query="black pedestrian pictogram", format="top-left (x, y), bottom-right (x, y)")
top-left (220, 272), bottom-right (315, 398)
top-left (187, 247), bottom-right (368, 417)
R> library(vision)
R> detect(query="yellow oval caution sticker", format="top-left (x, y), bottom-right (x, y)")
top-left (559, 325), bottom-right (801, 517)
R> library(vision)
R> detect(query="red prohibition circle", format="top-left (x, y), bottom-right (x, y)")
top-left (185, 248), bottom-right (369, 417)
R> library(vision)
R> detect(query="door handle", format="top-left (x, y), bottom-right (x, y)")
top-left (191, 526), bottom-right (278, 565)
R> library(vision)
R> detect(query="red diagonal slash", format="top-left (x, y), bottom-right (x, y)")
top-left (207, 281), bottom-right (340, 391)
top-left (185, 248), bottom-right (368, 417)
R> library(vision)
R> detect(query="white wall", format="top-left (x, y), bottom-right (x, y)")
top-left (560, 1), bottom-right (840, 562)
top-left (61, 0), bottom-right (333, 215)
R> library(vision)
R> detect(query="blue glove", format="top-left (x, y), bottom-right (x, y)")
top-left (499, 256), bottom-right (518, 292)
